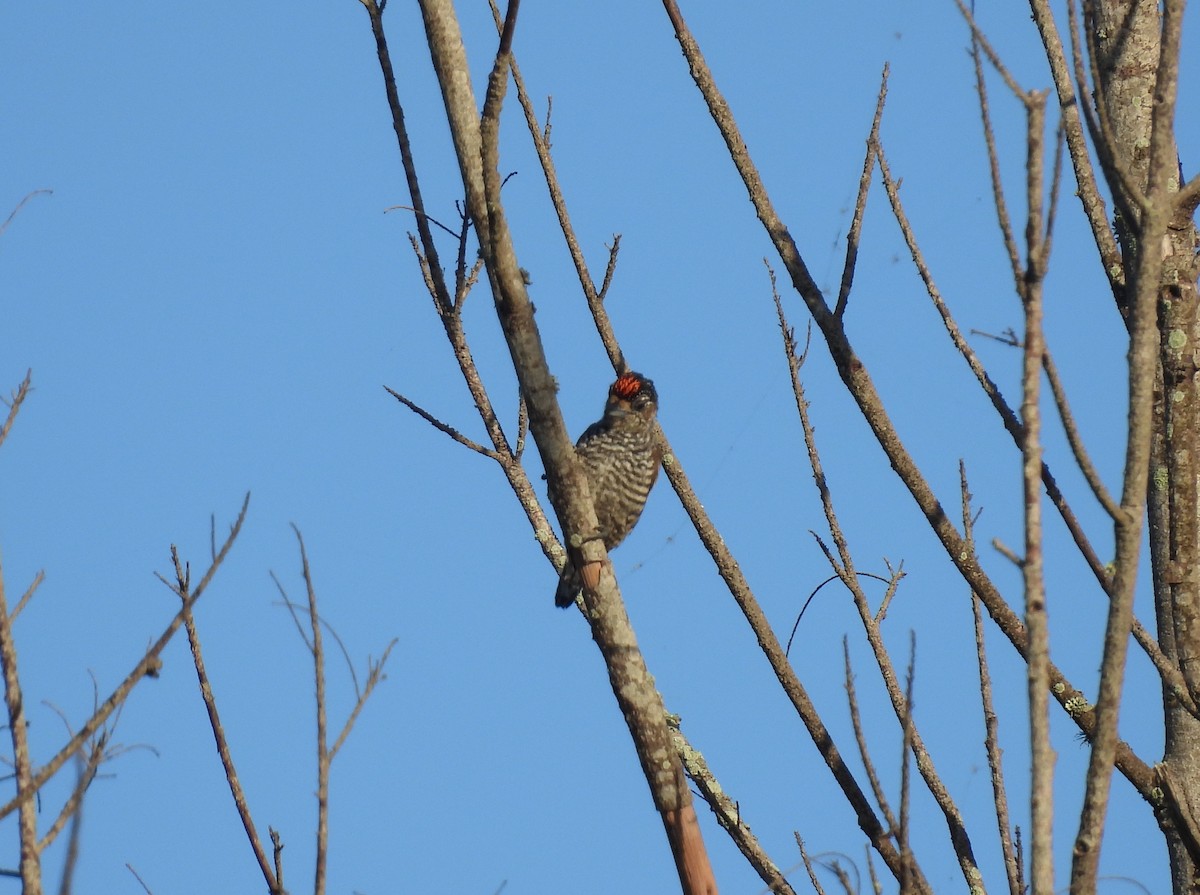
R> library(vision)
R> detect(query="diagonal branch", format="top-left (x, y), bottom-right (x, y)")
top-left (414, 3), bottom-right (716, 890)
top-left (0, 493), bottom-right (251, 822)
top-left (0, 371), bottom-right (33, 453)
top-left (178, 547), bottom-right (278, 894)
top-left (1024, 0), bottom-right (1124, 299)
top-left (384, 386), bottom-right (501, 459)
top-left (775, 273), bottom-right (979, 890)
top-left (834, 65), bottom-right (887, 320)
top-left (658, 0), bottom-right (1157, 802)
top-left (874, 136), bottom-right (1190, 713)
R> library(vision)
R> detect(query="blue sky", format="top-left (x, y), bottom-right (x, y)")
top-left (3, 1), bottom-right (1196, 892)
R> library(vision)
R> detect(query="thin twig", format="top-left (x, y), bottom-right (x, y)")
top-left (329, 641), bottom-right (397, 762)
top-left (37, 739), bottom-right (104, 855)
top-left (1042, 349), bottom-right (1120, 517)
top-left (843, 641), bottom-right (899, 836)
top-left (969, 13), bottom-right (1022, 285)
top-left (0, 494), bottom-right (251, 823)
top-left (775, 265), bottom-right (982, 891)
top-left (125, 865), bottom-right (154, 895)
top-left (834, 65), bottom-right (888, 320)
top-left (383, 386), bottom-right (500, 459)
top-left (382, 204), bottom-right (459, 238)
top-left (794, 835), bottom-right (829, 895)
top-left (898, 635), bottom-right (916, 894)
top-left (876, 135), bottom-right (1187, 711)
top-left (270, 828), bottom-right (285, 894)
top-left (0, 371), bottom-right (33, 453)
top-left (0, 191), bottom-right (52, 240)
top-left (487, 0), bottom-right (625, 369)
top-left (12, 571), bottom-right (45, 622)
top-left (179, 547), bottom-right (277, 893)
top-left (962, 463), bottom-right (1021, 895)
top-left (952, 0), bottom-right (1029, 100)
top-left (1026, 0), bottom-right (1124, 299)
top-left (670, 722), bottom-right (796, 894)
top-left (991, 539), bottom-right (1023, 567)
top-left (55, 746), bottom-right (86, 895)
top-left (292, 528), bottom-right (330, 895)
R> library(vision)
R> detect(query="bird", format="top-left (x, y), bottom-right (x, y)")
top-left (553, 371), bottom-right (662, 607)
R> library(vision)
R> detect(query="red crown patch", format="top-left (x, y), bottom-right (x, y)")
top-left (612, 372), bottom-right (644, 398)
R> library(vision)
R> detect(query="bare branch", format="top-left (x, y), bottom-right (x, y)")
top-left (775, 265), bottom-right (993, 891)
top-left (382, 204), bottom-right (459, 238)
top-left (1177, 173), bottom-right (1200, 215)
top-left (834, 65), bottom-right (888, 320)
top-left (1025, 0), bottom-right (1124, 298)
top-left (968, 13), bottom-right (1022, 285)
top-left (795, 835), bottom-right (829, 895)
top-left (179, 548), bottom-right (277, 894)
top-left (0, 191), bottom-right (52, 240)
top-left (12, 570), bottom-right (45, 622)
top-left (1042, 348), bottom-right (1120, 517)
top-left (898, 635), bottom-right (916, 894)
top-left (843, 642), bottom-right (898, 837)
top-left (0, 371), bottom-right (33, 453)
top-left (953, 0), bottom-right (1030, 101)
top-left (290, 527), bottom-right (331, 895)
top-left (1018, 90), bottom-right (1055, 895)
top-left (670, 722), bottom-right (796, 895)
top-left (37, 738), bottom-right (104, 855)
top-left (414, 4), bottom-right (719, 889)
top-left (329, 640), bottom-right (397, 762)
top-left (962, 463), bottom-right (1022, 895)
top-left (660, 0), bottom-right (1155, 803)
top-left (488, 0), bottom-right (625, 368)
top-left (1071, 0), bottom-right (1188, 886)
top-left (0, 494), bottom-right (251, 823)
top-left (270, 828), bottom-right (285, 894)
top-left (0, 551), bottom-right (43, 893)
top-left (125, 864), bottom-right (154, 895)
top-left (383, 386), bottom-right (501, 459)
top-left (876, 134), bottom-right (1188, 710)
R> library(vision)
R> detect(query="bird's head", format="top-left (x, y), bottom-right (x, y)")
top-left (605, 371), bottom-right (658, 422)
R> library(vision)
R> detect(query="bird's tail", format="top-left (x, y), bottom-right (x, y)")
top-left (554, 561), bottom-right (582, 608)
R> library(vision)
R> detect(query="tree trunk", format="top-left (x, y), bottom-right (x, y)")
top-left (1095, 1), bottom-right (1200, 891)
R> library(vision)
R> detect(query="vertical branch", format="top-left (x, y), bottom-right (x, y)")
top-left (411, 3), bottom-right (717, 890)
top-left (898, 636), bottom-right (916, 895)
top-left (293, 529), bottom-right (330, 895)
top-left (0, 559), bottom-right (42, 895)
top-left (963, 464), bottom-right (1022, 895)
top-left (1019, 90), bottom-right (1054, 895)
top-left (1073, 0), bottom-right (1190, 890)
top-left (55, 750), bottom-right (85, 895)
